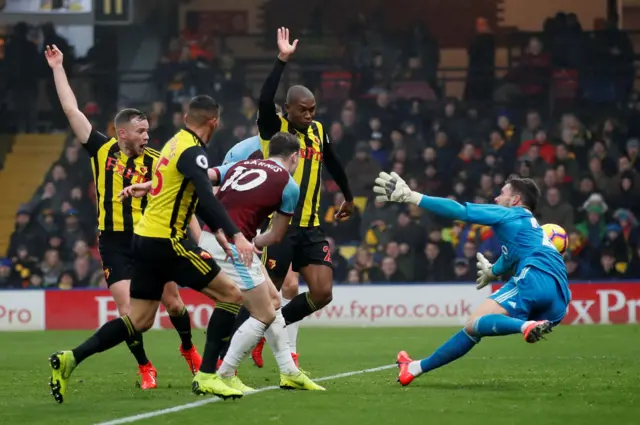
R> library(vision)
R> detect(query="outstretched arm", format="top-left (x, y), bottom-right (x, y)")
top-left (45, 45), bottom-right (92, 143)
top-left (374, 172), bottom-right (512, 226)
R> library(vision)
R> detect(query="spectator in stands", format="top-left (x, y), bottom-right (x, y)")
top-left (324, 237), bottom-right (347, 283)
top-left (539, 187), bottom-right (575, 230)
top-left (0, 257), bottom-right (20, 288)
top-left (346, 142), bottom-right (382, 196)
top-left (7, 205), bottom-right (46, 261)
top-left (520, 110), bottom-right (543, 143)
top-left (13, 245), bottom-right (38, 286)
top-left (40, 248), bottom-right (63, 287)
top-left (58, 271), bottom-right (76, 290)
top-left (453, 258), bottom-right (475, 282)
top-left (464, 17), bottom-right (495, 102)
top-left (346, 269), bottom-right (362, 284)
top-left (595, 249), bottom-right (625, 279)
top-left (350, 246), bottom-right (375, 283)
top-left (370, 257), bottom-right (406, 282)
top-left (416, 242), bottom-right (451, 281)
top-left (324, 192), bottom-right (361, 244)
top-left (27, 273), bottom-right (44, 289)
top-left (61, 210), bottom-right (86, 253)
top-left (73, 256), bottom-right (99, 287)
top-left (5, 22), bottom-right (39, 132)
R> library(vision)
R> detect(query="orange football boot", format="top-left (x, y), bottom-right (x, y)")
top-left (180, 345), bottom-right (202, 375)
top-left (251, 337), bottom-right (266, 368)
top-left (523, 320), bottom-right (553, 343)
top-left (396, 351), bottom-right (416, 387)
top-left (138, 363), bottom-right (157, 389)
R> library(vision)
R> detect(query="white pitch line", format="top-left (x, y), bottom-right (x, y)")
top-left (94, 364), bottom-right (396, 425)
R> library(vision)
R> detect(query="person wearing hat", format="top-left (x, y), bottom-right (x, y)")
top-left (7, 205), bottom-right (46, 261)
top-left (453, 257), bottom-right (474, 281)
top-left (0, 257), bottom-right (20, 288)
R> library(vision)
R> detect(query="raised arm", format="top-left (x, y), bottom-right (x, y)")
top-left (45, 45), bottom-right (92, 143)
top-left (257, 28), bottom-right (298, 140)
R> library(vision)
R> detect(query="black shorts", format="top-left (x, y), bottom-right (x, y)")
top-left (261, 226), bottom-right (331, 280)
top-left (98, 231), bottom-right (134, 287)
top-left (130, 235), bottom-right (221, 301)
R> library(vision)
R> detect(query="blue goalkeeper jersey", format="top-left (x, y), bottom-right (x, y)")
top-left (465, 204), bottom-right (570, 302)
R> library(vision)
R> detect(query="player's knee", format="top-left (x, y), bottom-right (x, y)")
top-left (311, 285), bottom-right (333, 308)
top-left (162, 295), bottom-right (185, 316)
top-left (117, 301), bottom-right (131, 316)
top-left (463, 319), bottom-right (476, 335)
top-left (254, 310), bottom-right (276, 326)
top-left (129, 313), bottom-right (155, 333)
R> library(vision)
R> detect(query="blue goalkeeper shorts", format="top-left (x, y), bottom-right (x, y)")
top-left (489, 266), bottom-right (569, 325)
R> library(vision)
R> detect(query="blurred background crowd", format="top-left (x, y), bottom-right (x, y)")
top-left (2, 0), bottom-right (640, 289)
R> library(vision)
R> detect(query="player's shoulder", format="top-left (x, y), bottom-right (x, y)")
top-left (143, 146), bottom-right (161, 159)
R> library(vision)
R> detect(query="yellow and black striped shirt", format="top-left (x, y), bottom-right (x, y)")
top-left (259, 116), bottom-right (325, 227)
top-left (83, 130), bottom-right (160, 232)
top-left (135, 129), bottom-right (213, 240)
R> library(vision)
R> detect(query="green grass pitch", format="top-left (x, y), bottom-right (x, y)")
top-left (1, 326), bottom-right (639, 425)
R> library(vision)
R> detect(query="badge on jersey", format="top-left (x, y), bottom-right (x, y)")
top-left (196, 155), bottom-right (209, 169)
top-left (199, 250), bottom-right (212, 260)
top-left (103, 268), bottom-right (111, 280)
top-left (267, 259), bottom-right (277, 270)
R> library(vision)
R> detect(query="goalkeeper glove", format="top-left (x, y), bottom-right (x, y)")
top-left (373, 171), bottom-right (421, 204)
top-left (475, 252), bottom-right (496, 290)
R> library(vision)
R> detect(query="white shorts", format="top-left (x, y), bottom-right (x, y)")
top-left (198, 231), bottom-right (266, 291)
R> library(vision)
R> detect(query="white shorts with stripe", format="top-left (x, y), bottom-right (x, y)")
top-left (198, 230), bottom-right (266, 291)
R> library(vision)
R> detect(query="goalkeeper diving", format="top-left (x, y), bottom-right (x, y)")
top-left (373, 172), bottom-right (571, 386)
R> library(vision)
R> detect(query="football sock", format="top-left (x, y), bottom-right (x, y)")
top-left (219, 306), bottom-right (251, 361)
top-left (169, 306), bottom-right (193, 350)
top-left (264, 309), bottom-right (298, 375)
top-left (72, 316), bottom-right (134, 365)
top-left (217, 317), bottom-right (268, 377)
top-left (126, 331), bottom-right (150, 366)
top-left (281, 296), bottom-right (300, 353)
top-left (281, 292), bottom-right (316, 325)
top-left (472, 314), bottom-right (526, 337)
top-left (415, 329), bottom-right (480, 375)
top-left (199, 302), bottom-right (240, 374)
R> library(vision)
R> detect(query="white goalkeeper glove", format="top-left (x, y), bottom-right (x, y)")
top-left (475, 252), bottom-right (496, 290)
top-left (373, 172), bottom-right (421, 204)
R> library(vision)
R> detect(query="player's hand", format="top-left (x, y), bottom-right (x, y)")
top-left (45, 45), bottom-right (63, 69)
top-left (334, 200), bottom-right (354, 220)
top-left (118, 184), bottom-right (148, 201)
top-left (277, 27), bottom-right (298, 61)
top-left (233, 233), bottom-right (255, 268)
top-left (215, 230), bottom-right (234, 263)
top-left (475, 252), bottom-right (496, 290)
top-left (373, 172), bottom-right (420, 204)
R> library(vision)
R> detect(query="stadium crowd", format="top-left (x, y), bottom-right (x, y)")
top-left (2, 12), bottom-right (640, 289)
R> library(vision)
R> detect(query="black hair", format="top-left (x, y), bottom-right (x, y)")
top-left (506, 175), bottom-right (541, 212)
top-left (114, 108), bottom-right (146, 128)
top-left (268, 132), bottom-right (300, 158)
top-left (187, 95), bottom-right (219, 126)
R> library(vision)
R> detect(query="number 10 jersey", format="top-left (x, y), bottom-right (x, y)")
top-left (211, 158), bottom-right (300, 240)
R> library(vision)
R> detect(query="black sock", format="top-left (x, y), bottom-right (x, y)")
top-left (72, 316), bottom-right (134, 365)
top-left (126, 331), bottom-right (150, 366)
top-left (219, 306), bottom-right (251, 361)
top-left (282, 292), bottom-right (316, 325)
top-left (199, 302), bottom-right (240, 374)
top-left (169, 307), bottom-right (193, 350)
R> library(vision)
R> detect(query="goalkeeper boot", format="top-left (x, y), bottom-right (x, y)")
top-left (523, 320), bottom-right (553, 343)
top-left (280, 371), bottom-right (325, 391)
top-left (49, 350), bottom-right (77, 404)
top-left (396, 350), bottom-right (416, 387)
top-left (192, 371), bottom-right (243, 399)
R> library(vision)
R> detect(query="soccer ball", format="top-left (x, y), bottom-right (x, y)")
top-left (542, 223), bottom-right (568, 254)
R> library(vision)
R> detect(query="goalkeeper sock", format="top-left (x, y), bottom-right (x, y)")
top-left (472, 314), bottom-right (526, 336)
top-left (415, 329), bottom-right (480, 375)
